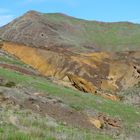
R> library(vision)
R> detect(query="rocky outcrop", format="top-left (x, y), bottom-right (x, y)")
top-left (1, 42), bottom-right (140, 100)
top-left (0, 11), bottom-right (140, 100)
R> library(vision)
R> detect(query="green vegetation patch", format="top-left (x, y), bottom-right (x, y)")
top-left (0, 55), bottom-right (28, 68)
top-left (0, 67), bottom-right (140, 136)
top-left (0, 108), bottom-right (113, 140)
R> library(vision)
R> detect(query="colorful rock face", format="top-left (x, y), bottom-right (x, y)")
top-left (0, 11), bottom-right (140, 100)
top-left (2, 42), bottom-right (140, 100)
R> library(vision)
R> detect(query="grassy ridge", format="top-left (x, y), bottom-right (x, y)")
top-left (44, 13), bottom-right (140, 51)
top-left (0, 55), bottom-right (27, 67)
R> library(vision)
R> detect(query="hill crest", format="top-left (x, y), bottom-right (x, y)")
top-left (0, 10), bottom-right (140, 52)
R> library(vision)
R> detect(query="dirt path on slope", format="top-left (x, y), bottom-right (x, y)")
top-left (23, 94), bottom-right (95, 130)
top-left (0, 63), bottom-right (39, 76)
top-left (0, 86), bottom-right (121, 135)
top-left (23, 93), bottom-right (121, 133)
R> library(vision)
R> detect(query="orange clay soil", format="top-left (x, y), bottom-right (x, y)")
top-left (2, 42), bottom-right (140, 100)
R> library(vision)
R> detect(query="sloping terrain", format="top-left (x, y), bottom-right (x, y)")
top-left (1, 41), bottom-right (140, 101)
top-left (0, 11), bottom-right (140, 140)
top-left (1, 10), bottom-right (140, 52)
top-left (0, 52), bottom-right (140, 140)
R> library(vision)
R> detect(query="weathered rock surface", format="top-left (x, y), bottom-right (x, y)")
top-left (0, 11), bottom-right (140, 100)
top-left (1, 42), bottom-right (140, 100)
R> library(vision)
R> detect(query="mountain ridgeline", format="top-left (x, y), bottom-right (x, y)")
top-left (0, 10), bottom-right (140, 52)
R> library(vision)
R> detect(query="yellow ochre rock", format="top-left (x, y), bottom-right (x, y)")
top-left (2, 41), bottom-right (140, 100)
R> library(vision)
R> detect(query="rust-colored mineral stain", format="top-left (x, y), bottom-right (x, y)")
top-left (2, 42), bottom-right (57, 77)
top-left (2, 41), bottom-right (140, 101)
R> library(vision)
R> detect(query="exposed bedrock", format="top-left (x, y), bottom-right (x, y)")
top-left (1, 42), bottom-right (140, 100)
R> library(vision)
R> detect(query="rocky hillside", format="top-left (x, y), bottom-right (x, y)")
top-left (1, 10), bottom-right (140, 52)
top-left (0, 11), bottom-right (140, 140)
top-left (1, 41), bottom-right (140, 101)
top-left (0, 47), bottom-right (140, 140)
top-left (0, 11), bottom-right (140, 100)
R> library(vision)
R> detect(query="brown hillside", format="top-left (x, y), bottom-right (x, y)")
top-left (2, 42), bottom-right (140, 100)
top-left (1, 10), bottom-right (140, 52)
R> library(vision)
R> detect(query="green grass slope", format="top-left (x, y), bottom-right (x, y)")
top-left (0, 50), bottom-right (139, 139)
top-left (43, 13), bottom-right (140, 51)
top-left (0, 67), bottom-right (140, 139)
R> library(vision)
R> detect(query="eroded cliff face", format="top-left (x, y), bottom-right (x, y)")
top-left (1, 42), bottom-right (140, 100)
